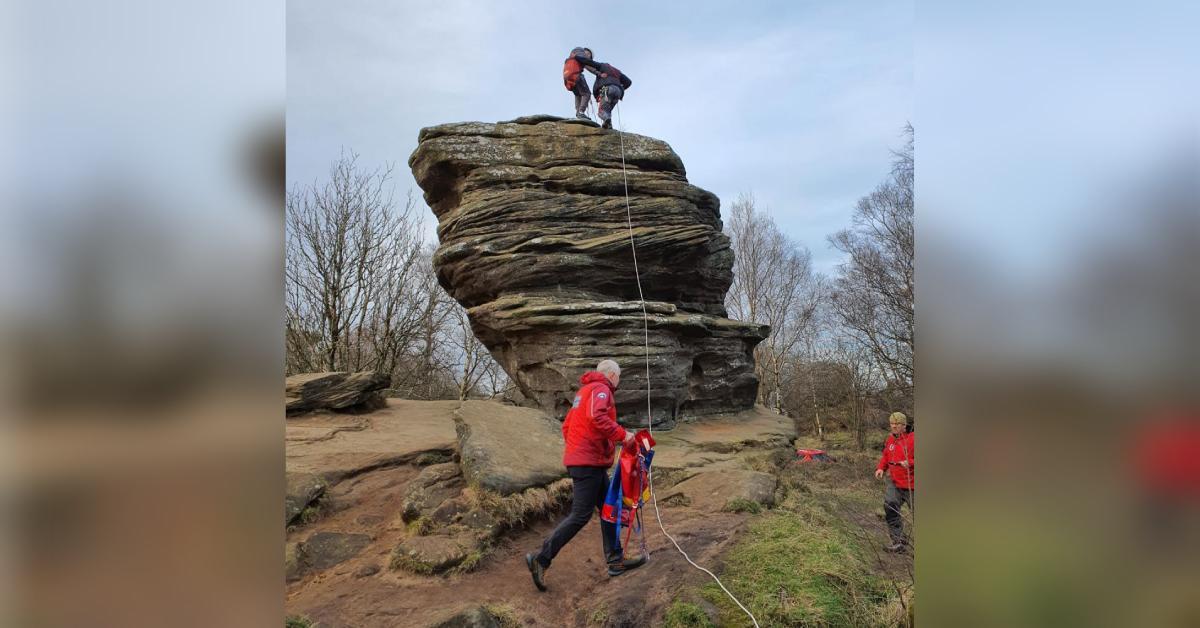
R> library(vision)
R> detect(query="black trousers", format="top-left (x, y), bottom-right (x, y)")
top-left (535, 466), bottom-right (620, 568)
top-left (884, 480), bottom-right (914, 544)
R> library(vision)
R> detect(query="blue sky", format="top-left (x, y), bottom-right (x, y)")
top-left (287, 0), bottom-right (913, 274)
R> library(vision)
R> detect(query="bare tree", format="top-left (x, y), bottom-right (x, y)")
top-left (725, 193), bottom-right (825, 412)
top-left (446, 303), bottom-right (505, 401)
top-left (829, 125), bottom-right (914, 401)
top-left (285, 151), bottom-right (424, 376)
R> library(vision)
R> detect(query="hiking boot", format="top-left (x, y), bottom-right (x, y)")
top-left (601, 118), bottom-right (612, 129)
top-left (575, 111), bottom-right (591, 120)
top-left (606, 554), bottom-right (646, 577)
top-left (525, 553), bottom-right (547, 592)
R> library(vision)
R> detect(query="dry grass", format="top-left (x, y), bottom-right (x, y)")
top-left (464, 478), bottom-right (573, 530)
top-left (483, 603), bottom-right (521, 628)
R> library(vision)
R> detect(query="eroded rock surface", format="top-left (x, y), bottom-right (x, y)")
top-left (409, 116), bottom-right (768, 426)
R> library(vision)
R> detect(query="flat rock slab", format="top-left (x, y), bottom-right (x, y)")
top-left (286, 399), bottom-right (459, 482)
top-left (653, 405), bottom-right (795, 471)
top-left (455, 400), bottom-right (566, 495)
top-left (303, 531), bottom-right (372, 571)
top-left (661, 469), bottom-right (777, 512)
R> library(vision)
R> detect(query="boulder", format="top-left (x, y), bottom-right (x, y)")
top-left (391, 533), bottom-right (481, 575)
top-left (401, 462), bottom-right (464, 523)
top-left (285, 472), bottom-right (326, 525)
top-left (455, 401), bottom-right (566, 495)
top-left (409, 116), bottom-right (768, 426)
top-left (660, 469), bottom-right (777, 512)
top-left (428, 606), bottom-right (501, 628)
top-left (302, 532), bottom-right (372, 571)
top-left (286, 371), bottom-right (390, 415)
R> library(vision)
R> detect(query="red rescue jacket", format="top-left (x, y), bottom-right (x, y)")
top-left (877, 431), bottom-right (915, 489)
top-left (562, 371), bottom-right (627, 467)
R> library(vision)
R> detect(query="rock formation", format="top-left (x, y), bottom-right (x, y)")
top-left (286, 371), bottom-right (390, 415)
top-left (409, 115), bottom-right (767, 427)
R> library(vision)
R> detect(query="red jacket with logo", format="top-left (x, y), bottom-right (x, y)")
top-left (562, 371), bottom-right (628, 467)
top-left (877, 431), bottom-right (915, 489)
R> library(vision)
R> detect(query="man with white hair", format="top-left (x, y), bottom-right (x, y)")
top-left (526, 360), bottom-right (642, 591)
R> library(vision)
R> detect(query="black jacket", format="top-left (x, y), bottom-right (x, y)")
top-left (575, 56), bottom-right (632, 97)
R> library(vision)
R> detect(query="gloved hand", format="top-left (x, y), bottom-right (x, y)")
top-left (623, 430), bottom-right (637, 446)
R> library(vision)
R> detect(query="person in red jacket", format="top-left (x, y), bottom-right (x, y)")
top-left (572, 54), bottom-right (632, 129)
top-left (875, 411), bottom-right (915, 552)
top-left (526, 360), bottom-right (642, 591)
top-left (562, 47), bottom-right (594, 120)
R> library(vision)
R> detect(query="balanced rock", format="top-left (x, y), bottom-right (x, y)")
top-left (286, 371), bottom-right (391, 415)
top-left (409, 115), bottom-right (768, 426)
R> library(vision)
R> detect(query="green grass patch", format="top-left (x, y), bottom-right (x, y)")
top-left (701, 509), bottom-right (891, 627)
top-left (407, 516), bottom-right (434, 536)
top-left (285, 616), bottom-right (316, 628)
top-left (451, 549), bottom-right (486, 574)
top-left (723, 498), bottom-right (764, 514)
top-left (664, 600), bottom-right (715, 628)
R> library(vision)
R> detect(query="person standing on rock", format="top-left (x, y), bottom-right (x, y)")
top-left (563, 47), bottom-right (594, 120)
top-left (572, 54), bottom-right (632, 129)
top-left (874, 412), bottom-right (915, 552)
top-left (526, 359), bottom-right (644, 591)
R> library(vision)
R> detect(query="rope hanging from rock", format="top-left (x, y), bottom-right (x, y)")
top-left (614, 104), bottom-right (762, 628)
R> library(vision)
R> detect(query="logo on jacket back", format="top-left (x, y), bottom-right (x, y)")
top-left (889, 444), bottom-right (895, 451)
top-left (572, 395), bottom-right (581, 408)
top-left (597, 392), bottom-right (607, 400)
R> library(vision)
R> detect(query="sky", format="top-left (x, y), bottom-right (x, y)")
top-left (287, 0), bottom-right (913, 274)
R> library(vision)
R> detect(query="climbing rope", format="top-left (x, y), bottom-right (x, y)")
top-left (613, 104), bottom-right (762, 628)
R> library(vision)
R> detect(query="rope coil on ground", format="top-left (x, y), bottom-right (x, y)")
top-left (613, 104), bottom-right (762, 628)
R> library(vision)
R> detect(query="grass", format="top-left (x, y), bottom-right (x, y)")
top-left (690, 430), bottom-right (908, 627)
top-left (664, 601), bottom-right (715, 628)
top-left (723, 498), bottom-right (764, 514)
top-left (701, 508), bottom-right (890, 627)
top-left (285, 616), bottom-right (316, 628)
top-left (451, 549), bottom-right (486, 574)
top-left (298, 503), bottom-right (323, 525)
top-left (464, 478), bottom-right (573, 530)
top-left (482, 603), bottom-right (521, 628)
top-left (388, 548), bottom-right (435, 575)
top-left (406, 516), bottom-right (434, 536)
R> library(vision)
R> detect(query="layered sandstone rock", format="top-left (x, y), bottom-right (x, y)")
top-left (409, 115), bottom-right (767, 427)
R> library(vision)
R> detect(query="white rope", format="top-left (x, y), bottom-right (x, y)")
top-left (613, 103), bottom-right (762, 628)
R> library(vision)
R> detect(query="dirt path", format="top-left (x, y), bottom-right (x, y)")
top-left (288, 488), bottom-right (751, 627)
